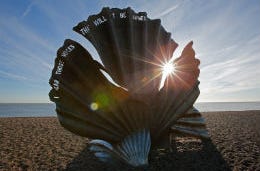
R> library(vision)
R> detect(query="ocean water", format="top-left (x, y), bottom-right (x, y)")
top-left (194, 102), bottom-right (260, 112)
top-left (0, 103), bottom-right (56, 117)
top-left (0, 102), bottom-right (259, 117)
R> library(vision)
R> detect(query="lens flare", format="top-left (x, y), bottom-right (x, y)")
top-left (90, 102), bottom-right (99, 111)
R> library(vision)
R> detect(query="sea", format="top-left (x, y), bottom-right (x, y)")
top-left (0, 102), bottom-right (259, 117)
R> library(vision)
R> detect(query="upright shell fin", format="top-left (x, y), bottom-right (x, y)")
top-left (49, 39), bottom-right (150, 143)
top-left (171, 107), bottom-right (210, 139)
top-left (74, 7), bottom-right (178, 95)
top-left (148, 41), bottom-right (201, 141)
top-left (90, 129), bottom-right (151, 167)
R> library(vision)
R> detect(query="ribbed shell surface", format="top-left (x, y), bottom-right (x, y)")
top-left (49, 7), bottom-right (202, 167)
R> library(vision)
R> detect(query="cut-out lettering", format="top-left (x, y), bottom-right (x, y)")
top-left (53, 79), bottom-right (60, 91)
top-left (132, 15), bottom-right (146, 21)
top-left (80, 26), bottom-right (90, 35)
top-left (55, 60), bottom-right (64, 75)
top-left (61, 44), bottom-right (75, 57)
top-left (120, 12), bottom-right (126, 18)
top-left (93, 16), bottom-right (107, 26)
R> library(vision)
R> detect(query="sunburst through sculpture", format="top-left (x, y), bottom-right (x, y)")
top-left (163, 62), bottom-right (176, 76)
top-left (159, 61), bottom-right (176, 90)
top-left (49, 7), bottom-right (209, 167)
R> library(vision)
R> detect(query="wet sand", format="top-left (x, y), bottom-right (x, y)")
top-left (0, 111), bottom-right (260, 170)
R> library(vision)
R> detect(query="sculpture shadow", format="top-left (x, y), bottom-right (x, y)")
top-left (64, 138), bottom-right (231, 171)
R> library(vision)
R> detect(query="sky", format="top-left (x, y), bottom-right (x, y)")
top-left (0, 0), bottom-right (259, 103)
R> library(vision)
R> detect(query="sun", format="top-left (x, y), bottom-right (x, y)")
top-left (159, 61), bottom-right (176, 90)
top-left (162, 62), bottom-right (175, 76)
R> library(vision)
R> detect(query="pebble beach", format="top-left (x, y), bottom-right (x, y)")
top-left (0, 111), bottom-right (260, 170)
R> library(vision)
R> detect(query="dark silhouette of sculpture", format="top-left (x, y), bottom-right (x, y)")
top-left (49, 7), bottom-right (209, 167)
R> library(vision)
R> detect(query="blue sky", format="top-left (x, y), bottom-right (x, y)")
top-left (0, 0), bottom-right (259, 103)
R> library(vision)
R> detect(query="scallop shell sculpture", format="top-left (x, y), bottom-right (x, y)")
top-left (49, 7), bottom-right (209, 167)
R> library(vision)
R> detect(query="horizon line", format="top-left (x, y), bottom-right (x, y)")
top-left (0, 101), bottom-right (260, 104)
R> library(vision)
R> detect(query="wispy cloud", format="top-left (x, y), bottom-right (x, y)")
top-left (171, 1), bottom-right (260, 102)
top-left (0, 17), bottom-right (55, 53)
top-left (22, 1), bottom-right (35, 18)
top-left (0, 16), bottom-right (55, 87)
top-left (0, 70), bottom-right (28, 81)
top-left (155, 4), bottom-right (179, 18)
top-left (0, 0), bottom-right (259, 102)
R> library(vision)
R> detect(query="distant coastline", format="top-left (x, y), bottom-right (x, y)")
top-left (195, 101), bottom-right (260, 112)
top-left (0, 102), bottom-right (260, 117)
